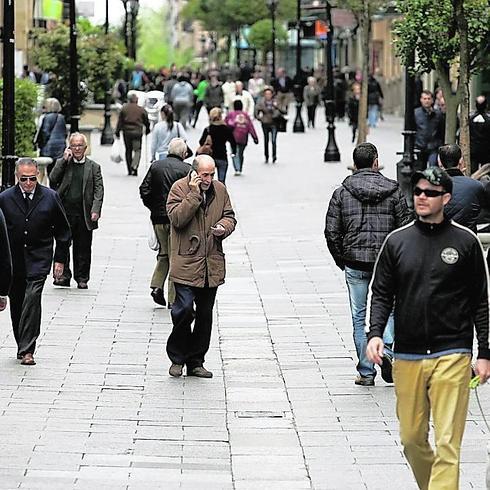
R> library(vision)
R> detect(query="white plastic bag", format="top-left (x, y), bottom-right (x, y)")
top-left (110, 137), bottom-right (123, 163)
top-left (148, 222), bottom-right (159, 251)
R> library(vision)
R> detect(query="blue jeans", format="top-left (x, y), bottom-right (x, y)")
top-left (215, 158), bottom-right (228, 184)
top-left (233, 144), bottom-right (246, 172)
top-left (368, 104), bottom-right (379, 128)
top-left (345, 266), bottom-right (394, 378)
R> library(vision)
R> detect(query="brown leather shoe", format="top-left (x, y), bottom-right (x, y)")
top-left (21, 353), bottom-right (36, 366)
top-left (169, 363), bottom-right (183, 377)
top-left (188, 366), bottom-right (213, 378)
top-left (77, 282), bottom-right (88, 289)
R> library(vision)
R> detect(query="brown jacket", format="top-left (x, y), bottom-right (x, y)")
top-left (115, 102), bottom-right (150, 136)
top-left (167, 176), bottom-right (236, 288)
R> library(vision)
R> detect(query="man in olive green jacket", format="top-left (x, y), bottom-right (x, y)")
top-left (49, 132), bottom-right (104, 289)
top-left (166, 154), bottom-right (236, 378)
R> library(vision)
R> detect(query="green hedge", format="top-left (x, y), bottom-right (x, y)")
top-left (0, 78), bottom-right (38, 158)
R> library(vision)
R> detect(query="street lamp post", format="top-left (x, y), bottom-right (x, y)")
top-left (323, 0), bottom-right (340, 162)
top-left (266, 0), bottom-right (278, 82)
top-left (1, 0), bottom-right (16, 190)
top-left (101, 0), bottom-right (114, 145)
top-left (293, 0), bottom-right (305, 133)
top-left (129, 0), bottom-right (140, 61)
top-left (121, 0), bottom-right (129, 57)
top-left (396, 49), bottom-right (417, 208)
top-left (69, 0), bottom-right (79, 133)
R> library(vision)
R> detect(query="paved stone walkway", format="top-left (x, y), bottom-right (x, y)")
top-left (0, 111), bottom-right (489, 489)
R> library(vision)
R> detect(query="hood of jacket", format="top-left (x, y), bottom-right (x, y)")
top-left (342, 169), bottom-right (399, 204)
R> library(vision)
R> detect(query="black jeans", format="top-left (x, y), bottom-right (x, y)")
top-left (9, 275), bottom-right (46, 356)
top-left (123, 131), bottom-right (142, 174)
top-left (262, 124), bottom-right (278, 161)
top-left (63, 214), bottom-right (93, 284)
top-left (166, 283), bottom-right (218, 369)
top-left (307, 105), bottom-right (317, 127)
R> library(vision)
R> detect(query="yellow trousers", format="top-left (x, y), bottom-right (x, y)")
top-left (393, 353), bottom-right (471, 490)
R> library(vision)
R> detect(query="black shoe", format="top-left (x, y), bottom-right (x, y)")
top-left (77, 282), bottom-right (88, 289)
top-left (381, 354), bottom-right (394, 383)
top-left (150, 288), bottom-right (166, 306)
top-left (187, 366), bottom-right (213, 378)
top-left (53, 279), bottom-right (70, 287)
top-left (169, 363), bottom-right (183, 377)
top-left (272, 157), bottom-right (277, 164)
top-left (354, 375), bottom-right (375, 386)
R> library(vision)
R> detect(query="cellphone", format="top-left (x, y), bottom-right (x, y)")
top-left (190, 170), bottom-right (198, 179)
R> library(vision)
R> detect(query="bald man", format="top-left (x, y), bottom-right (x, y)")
top-left (165, 155), bottom-right (236, 378)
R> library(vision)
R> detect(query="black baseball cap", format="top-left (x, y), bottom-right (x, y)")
top-left (411, 167), bottom-right (453, 194)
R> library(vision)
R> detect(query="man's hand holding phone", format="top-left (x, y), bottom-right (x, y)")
top-left (63, 147), bottom-right (73, 161)
top-left (189, 171), bottom-right (202, 192)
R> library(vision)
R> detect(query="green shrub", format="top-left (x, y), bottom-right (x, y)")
top-left (0, 78), bottom-right (38, 158)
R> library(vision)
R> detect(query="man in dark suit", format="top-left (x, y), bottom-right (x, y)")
top-left (0, 208), bottom-right (12, 312)
top-left (49, 132), bottom-right (104, 289)
top-left (0, 158), bottom-right (70, 365)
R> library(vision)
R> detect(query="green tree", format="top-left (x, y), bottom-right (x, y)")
top-left (248, 19), bottom-right (288, 64)
top-left (0, 79), bottom-right (38, 158)
top-left (31, 23), bottom-right (126, 111)
top-left (393, 0), bottom-right (490, 169)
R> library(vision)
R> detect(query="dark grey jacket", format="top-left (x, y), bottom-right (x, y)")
top-left (444, 168), bottom-right (486, 232)
top-left (49, 157), bottom-right (104, 231)
top-left (415, 106), bottom-right (444, 151)
top-left (325, 169), bottom-right (412, 271)
top-left (0, 208), bottom-right (12, 295)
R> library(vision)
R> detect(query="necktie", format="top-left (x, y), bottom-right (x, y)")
top-left (24, 193), bottom-right (31, 212)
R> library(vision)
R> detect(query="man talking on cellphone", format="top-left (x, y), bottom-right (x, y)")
top-left (49, 132), bottom-right (104, 289)
top-left (0, 158), bottom-right (70, 365)
top-left (366, 167), bottom-right (490, 489)
top-left (165, 154), bottom-right (236, 378)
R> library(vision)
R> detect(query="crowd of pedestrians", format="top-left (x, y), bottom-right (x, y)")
top-left (2, 58), bottom-right (490, 489)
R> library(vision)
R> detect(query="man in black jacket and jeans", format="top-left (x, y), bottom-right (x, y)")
top-left (139, 138), bottom-right (191, 307)
top-left (367, 167), bottom-right (490, 489)
top-left (325, 143), bottom-right (411, 386)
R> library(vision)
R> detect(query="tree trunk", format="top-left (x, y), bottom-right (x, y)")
top-left (455, 0), bottom-right (471, 175)
top-left (357, 0), bottom-right (370, 144)
top-left (435, 61), bottom-right (459, 144)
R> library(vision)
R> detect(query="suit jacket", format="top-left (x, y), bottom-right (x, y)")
top-left (0, 208), bottom-right (12, 295)
top-left (0, 184), bottom-right (71, 279)
top-left (49, 157), bottom-right (104, 231)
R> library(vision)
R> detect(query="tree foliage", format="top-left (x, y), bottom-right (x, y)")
top-left (248, 19), bottom-right (288, 56)
top-left (31, 22), bottom-right (127, 110)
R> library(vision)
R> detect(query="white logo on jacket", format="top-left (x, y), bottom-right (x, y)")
top-left (441, 247), bottom-right (459, 265)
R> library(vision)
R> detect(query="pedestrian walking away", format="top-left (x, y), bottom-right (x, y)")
top-left (35, 97), bottom-right (67, 182)
top-left (225, 100), bottom-right (259, 175)
top-left (303, 76), bottom-right (321, 129)
top-left (366, 166), bottom-right (490, 489)
top-left (116, 93), bottom-right (150, 176)
top-left (170, 74), bottom-right (194, 129)
top-left (0, 208), bottom-right (12, 313)
top-left (199, 108), bottom-right (236, 184)
top-left (49, 132), bottom-right (104, 290)
top-left (255, 88), bottom-right (286, 164)
top-left (139, 138), bottom-right (191, 308)
top-left (151, 105), bottom-right (188, 161)
top-left (0, 158), bottom-right (70, 366)
top-left (325, 143), bottom-right (411, 386)
top-left (367, 74), bottom-right (384, 128)
top-left (347, 83), bottom-right (361, 143)
top-left (165, 154), bottom-right (236, 378)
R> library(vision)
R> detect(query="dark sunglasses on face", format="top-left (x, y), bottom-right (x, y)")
top-left (414, 186), bottom-right (446, 198)
top-left (19, 176), bottom-right (37, 182)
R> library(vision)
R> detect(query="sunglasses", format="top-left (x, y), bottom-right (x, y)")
top-left (19, 176), bottom-right (37, 182)
top-left (414, 186), bottom-right (446, 198)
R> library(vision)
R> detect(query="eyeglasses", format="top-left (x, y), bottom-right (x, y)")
top-left (69, 144), bottom-right (86, 149)
top-left (413, 186), bottom-right (446, 198)
top-left (19, 176), bottom-right (37, 182)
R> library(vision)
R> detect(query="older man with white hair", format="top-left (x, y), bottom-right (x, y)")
top-left (165, 155), bottom-right (236, 378)
top-left (139, 138), bottom-right (191, 307)
top-left (232, 81), bottom-right (255, 118)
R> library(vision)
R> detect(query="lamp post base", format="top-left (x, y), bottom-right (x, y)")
top-left (293, 100), bottom-right (305, 133)
top-left (324, 122), bottom-right (340, 162)
top-left (101, 114), bottom-right (114, 146)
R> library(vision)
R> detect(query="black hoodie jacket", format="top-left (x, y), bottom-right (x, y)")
top-left (325, 169), bottom-right (412, 271)
top-left (368, 219), bottom-right (490, 359)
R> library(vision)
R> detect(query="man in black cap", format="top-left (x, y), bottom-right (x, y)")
top-left (366, 167), bottom-right (490, 489)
